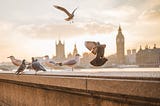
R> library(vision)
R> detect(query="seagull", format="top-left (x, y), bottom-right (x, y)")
top-left (31, 57), bottom-right (47, 74)
top-left (58, 54), bottom-right (80, 71)
top-left (85, 41), bottom-right (108, 66)
top-left (53, 5), bottom-right (77, 22)
top-left (7, 56), bottom-right (22, 66)
top-left (15, 59), bottom-right (26, 75)
top-left (43, 55), bottom-right (59, 70)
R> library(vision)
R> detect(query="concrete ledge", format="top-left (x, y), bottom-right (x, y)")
top-left (0, 73), bottom-right (160, 106)
top-left (0, 74), bottom-right (87, 90)
top-left (87, 78), bottom-right (160, 99)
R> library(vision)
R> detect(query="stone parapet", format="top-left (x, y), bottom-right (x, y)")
top-left (0, 73), bottom-right (160, 106)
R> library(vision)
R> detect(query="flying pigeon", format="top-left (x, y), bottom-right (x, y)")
top-left (85, 41), bottom-right (108, 66)
top-left (53, 5), bottom-right (77, 22)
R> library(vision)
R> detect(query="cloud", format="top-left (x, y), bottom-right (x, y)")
top-left (16, 22), bottom-right (115, 39)
top-left (139, 9), bottom-right (160, 22)
top-left (140, 9), bottom-right (160, 20)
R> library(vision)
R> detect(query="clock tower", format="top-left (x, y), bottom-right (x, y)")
top-left (116, 25), bottom-right (125, 64)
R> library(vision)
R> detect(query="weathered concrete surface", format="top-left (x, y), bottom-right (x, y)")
top-left (0, 73), bottom-right (160, 106)
top-left (87, 78), bottom-right (160, 99)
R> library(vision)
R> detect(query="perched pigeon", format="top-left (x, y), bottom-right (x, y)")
top-left (85, 41), bottom-right (108, 66)
top-left (53, 5), bottom-right (77, 22)
top-left (15, 59), bottom-right (26, 75)
top-left (31, 57), bottom-right (46, 74)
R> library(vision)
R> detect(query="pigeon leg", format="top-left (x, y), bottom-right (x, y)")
top-left (15, 71), bottom-right (19, 75)
top-left (17, 71), bottom-right (20, 75)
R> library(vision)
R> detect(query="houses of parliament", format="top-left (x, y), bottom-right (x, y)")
top-left (52, 26), bottom-right (160, 67)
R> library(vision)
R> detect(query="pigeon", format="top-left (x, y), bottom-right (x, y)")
top-left (7, 56), bottom-right (22, 66)
top-left (85, 41), bottom-right (108, 66)
top-left (15, 59), bottom-right (26, 75)
top-left (53, 5), bottom-right (77, 22)
top-left (58, 54), bottom-right (80, 71)
top-left (31, 57), bottom-right (47, 74)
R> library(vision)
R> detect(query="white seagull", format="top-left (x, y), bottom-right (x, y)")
top-left (53, 5), bottom-right (77, 22)
top-left (8, 56), bottom-right (30, 67)
top-left (7, 56), bottom-right (22, 66)
top-left (58, 54), bottom-right (80, 71)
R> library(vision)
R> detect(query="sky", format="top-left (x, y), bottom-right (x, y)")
top-left (0, 0), bottom-right (160, 62)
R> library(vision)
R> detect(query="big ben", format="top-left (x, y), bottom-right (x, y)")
top-left (116, 25), bottom-right (125, 64)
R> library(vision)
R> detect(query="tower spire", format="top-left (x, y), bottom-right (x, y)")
top-left (118, 25), bottom-right (122, 32)
top-left (73, 44), bottom-right (78, 56)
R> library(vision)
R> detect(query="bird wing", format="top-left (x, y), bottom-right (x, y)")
top-left (72, 8), bottom-right (77, 15)
top-left (17, 64), bottom-right (26, 72)
top-left (49, 60), bottom-right (56, 65)
top-left (85, 41), bottom-right (98, 55)
top-left (53, 5), bottom-right (71, 16)
top-left (32, 62), bottom-right (46, 71)
top-left (13, 59), bottom-right (22, 66)
top-left (39, 64), bottom-right (46, 71)
top-left (63, 59), bottom-right (77, 66)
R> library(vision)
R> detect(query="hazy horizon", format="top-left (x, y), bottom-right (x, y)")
top-left (0, 0), bottom-right (160, 62)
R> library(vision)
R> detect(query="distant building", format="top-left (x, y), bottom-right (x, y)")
top-left (106, 54), bottom-right (117, 66)
top-left (54, 40), bottom-right (65, 61)
top-left (67, 52), bottom-right (73, 59)
top-left (125, 49), bottom-right (136, 64)
top-left (66, 44), bottom-right (78, 59)
top-left (116, 25), bottom-right (125, 64)
top-left (136, 44), bottom-right (160, 67)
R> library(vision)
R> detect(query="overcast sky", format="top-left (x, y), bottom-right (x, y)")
top-left (0, 0), bottom-right (160, 62)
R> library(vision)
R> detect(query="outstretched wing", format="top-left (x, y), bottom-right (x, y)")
top-left (72, 8), bottom-right (77, 15)
top-left (85, 41), bottom-right (98, 55)
top-left (53, 5), bottom-right (71, 16)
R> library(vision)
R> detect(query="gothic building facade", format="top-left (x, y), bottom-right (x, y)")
top-left (55, 40), bottom-right (65, 61)
top-left (136, 44), bottom-right (160, 67)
